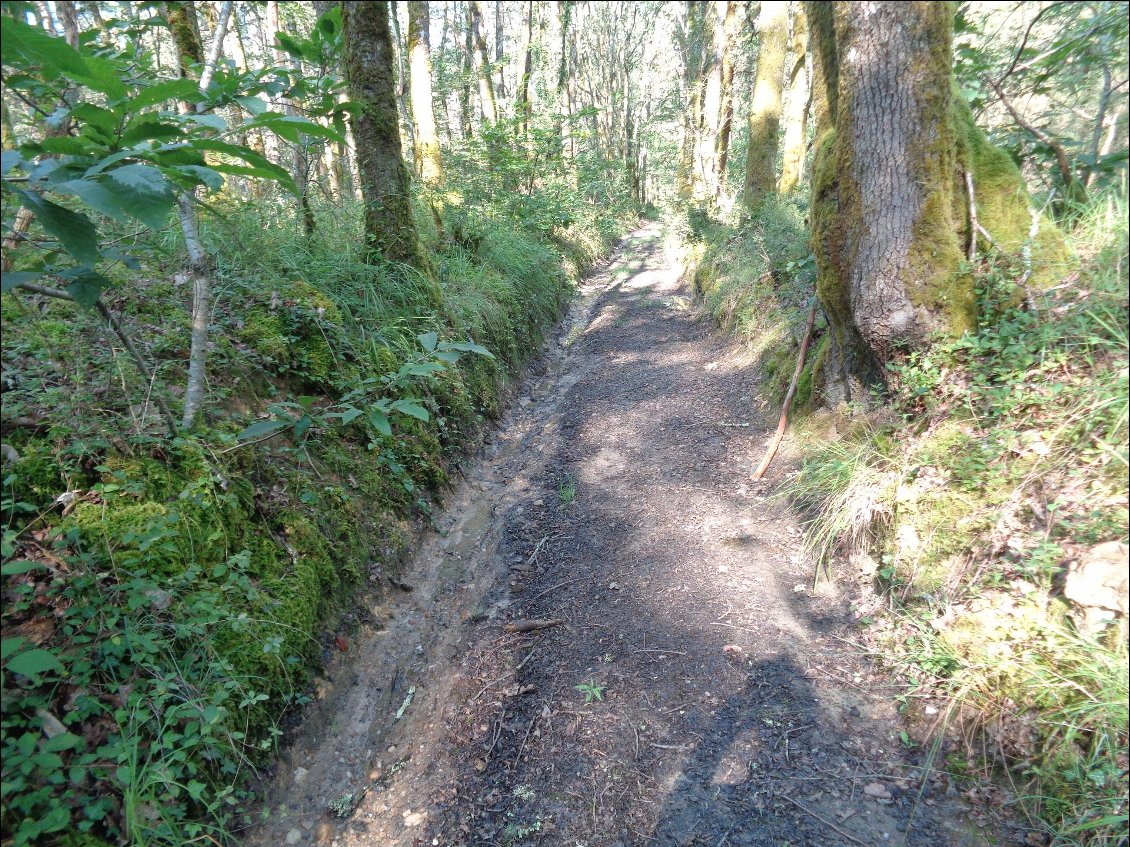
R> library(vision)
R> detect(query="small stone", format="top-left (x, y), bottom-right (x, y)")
top-left (864, 781), bottom-right (893, 800)
top-left (293, 767), bottom-right (309, 785)
top-left (285, 828), bottom-right (303, 845)
top-left (315, 822), bottom-right (334, 844)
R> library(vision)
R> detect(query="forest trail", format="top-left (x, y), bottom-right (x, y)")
top-left (249, 226), bottom-right (999, 847)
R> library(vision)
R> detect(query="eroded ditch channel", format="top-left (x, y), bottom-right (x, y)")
top-left (248, 226), bottom-right (1004, 847)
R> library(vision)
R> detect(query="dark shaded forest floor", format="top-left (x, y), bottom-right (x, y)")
top-left (247, 226), bottom-right (1019, 847)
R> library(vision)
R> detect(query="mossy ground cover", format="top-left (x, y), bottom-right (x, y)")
top-left (0, 184), bottom-right (635, 846)
top-left (678, 194), bottom-right (1128, 845)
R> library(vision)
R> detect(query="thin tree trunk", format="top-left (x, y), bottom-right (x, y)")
top-left (515, 0), bottom-right (534, 137)
top-left (494, 0), bottom-right (507, 100)
top-left (714, 1), bottom-right (740, 193)
top-left (165, 0), bottom-right (220, 429)
top-left (468, 0), bottom-right (498, 125)
top-left (343, 0), bottom-right (433, 276)
top-left (407, 1), bottom-right (443, 187)
top-left (268, 0), bottom-right (316, 234)
top-left (743, 0), bottom-right (788, 209)
top-left (460, 0), bottom-right (475, 137)
top-left (778, 2), bottom-right (808, 194)
top-left (390, 1), bottom-right (417, 149)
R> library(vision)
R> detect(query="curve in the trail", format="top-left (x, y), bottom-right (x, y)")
top-left (249, 226), bottom-right (1001, 847)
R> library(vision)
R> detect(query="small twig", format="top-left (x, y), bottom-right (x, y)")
top-left (528, 578), bottom-right (584, 603)
top-left (776, 794), bottom-right (869, 846)
top-left (469, 648), bottom-right (539, 704)
top-left (485, 708), bottom-right (505, 760)
top-left (504, 618), bottom-right (563, 633)
top-left (632, 648), bottom-right (688, 656)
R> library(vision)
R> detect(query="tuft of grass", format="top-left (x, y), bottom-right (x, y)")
top-left (557, 474), bottom-right (578, 506)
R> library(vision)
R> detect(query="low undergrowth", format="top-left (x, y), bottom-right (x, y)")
top-left (668, 197), bottom-right (817, 404)
top-left (0, 185), bottom-right (634, 846)
top-left (678, 192), bottom-right (1128, 844)
top-left (781, 195), bottom-right (1129, 845)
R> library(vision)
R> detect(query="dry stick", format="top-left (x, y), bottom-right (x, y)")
top-left (776, 794), bottom-right (869, 847)
top-left (752, 301), bottom-right (819, 480)
top-left (16, 283), bottom-right (179, 437)
top-left (964, 170), bottom-right (979, 262)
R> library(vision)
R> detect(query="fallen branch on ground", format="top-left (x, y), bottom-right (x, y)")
top-left (752, 298), bottom-right (820, 480)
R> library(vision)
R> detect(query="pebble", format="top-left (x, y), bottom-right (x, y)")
top-left (293, 767), bottom-right (308, 785)
top-left (285, 828), bottom-right (303, 845)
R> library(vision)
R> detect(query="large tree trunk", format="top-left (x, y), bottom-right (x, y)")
top-left (676, 1), bottom-right (706, 200)
top-left (743, 0), bottom-right (788, 210)
top-left (778, 2), bottom-right (808, 194)
top-left (806, 1), bottom-right (1065, 405)
top-left (407, 1), bottom-right (443, 187)
top-left (343, 0), bottom-right (432, 275)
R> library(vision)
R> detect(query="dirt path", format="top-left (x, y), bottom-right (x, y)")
top-left (250, 226), bottom-right (1007, 847)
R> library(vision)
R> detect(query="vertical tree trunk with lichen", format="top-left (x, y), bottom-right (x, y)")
top-left (778, 3), bottom-right (808, 194)
top-left (267, 0), bottom-right (315, 234)
top-left (468, 0), bottom-right (498, 125)
top-left (343, 0), bottom-right (431, 274)
top-left (714, 1), bottom-right (740, 193)
top-left (743, 0), bottom-right (788, 210)
top-left (407, 0), bottom-right (444, 188)
top-left (676, 1), bottom-right (706, 200)
top-left (806, 2), bottom-right (1065, 406)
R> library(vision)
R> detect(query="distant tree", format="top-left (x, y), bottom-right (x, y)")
top-left (743, 0), bottom-right (788, 210)
top-left (408, 1), bottom-right (444, 187)
top-left (778, 2), bottom-right (808, 194)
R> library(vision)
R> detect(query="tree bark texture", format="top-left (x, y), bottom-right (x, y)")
top-left (806, 1), bottom-right (1066, 405)
top-left (343, 0), bottom-right (431, 273)
top-left (407, 0), bottom-right (444, 187)
top-left (468, 0), bottom-right (499, 124)
top-left (743, 0), bottom-right (788, 209)
top-left (778, 2), bottom-right (808, 194)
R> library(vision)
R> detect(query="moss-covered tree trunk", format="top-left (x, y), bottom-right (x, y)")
top-left (343, 0), bottom-right (431, 274)
top-left (806, 2), bottom-right (1066, 405)
top-left (407, 0), bottom-right (444, 188)
top-left (778, 3), bottom-right (808, 194)
top-left (743, 0), bottom-right (788, 210)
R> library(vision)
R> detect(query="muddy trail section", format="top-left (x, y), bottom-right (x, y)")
top-left (249, 226), bottom-right (1009, 847)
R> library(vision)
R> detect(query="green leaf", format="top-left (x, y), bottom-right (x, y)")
top-left (127, 78), bottom-right (202, 110)
top-left (1, 272), bottom-right (41, 292)
top-left (251, 114), bottom-right (344, 143)
top-left (274, 32), bottom-right (307, 61)
top-left (368, 409), bottom-right (392, 436)
top-left (390, 399), bottom-right (429, 422)
top-left (439, 340), bottom-right (494, 358)
top-left (119, 115), bottom-right (186, 146)
top-left (54, 178), bottom-right (132, 224)
top-left (59, 266), bottom-right (111, 307)
top-left (236, 420), bottom-right (288, 441)
top-left (417, 331), bottom-right (438, 352)
top-left (1, 560), bottom-right (47, 576)
top-left (1, 638), bottom-right (28, 661)
top-left (6, 647), bottom-right (64, 678)
top-left (15, 189), bottom-right (99, 264)
top-left (433, 350), bottom-right (461, 363)
top-left (70, 103), bottom-right (119, 138)
top-left (162, 165), bottom-right (225, 192)
top-left (1, 150), bottom-right (21, 174)
top-left (43, 732), bottom-right (82, 753)
top-left (188, 139), bottom-right (298, 195)
top-left (1, 16), bottom-right (91, 84)
top-left (101, 165), bottom-right (176, 228)
top-left (234, 95), bottom-right (269, 116)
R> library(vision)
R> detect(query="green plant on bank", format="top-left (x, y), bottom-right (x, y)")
top-left (557, 474), bottom-right (578, 506)
top-left (575, 681), bottom-right (605, 703)
top-left (1, 181), bottom-right (633, 846)
top-left (772, 191), bottom-right (1129, 845)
